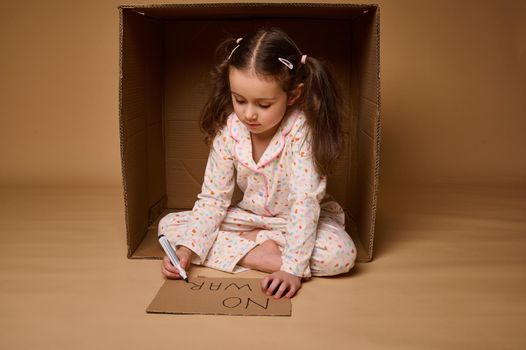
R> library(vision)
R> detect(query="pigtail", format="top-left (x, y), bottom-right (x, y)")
top-left (199, 38), bottom-right (239, 147)
top-left (298, 56), bottom-right (345, 177)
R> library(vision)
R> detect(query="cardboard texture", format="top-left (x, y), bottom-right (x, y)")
top-left (146, 277), bottom-right (292, 316)
top-left (118, 3), bottom-right (381, 263)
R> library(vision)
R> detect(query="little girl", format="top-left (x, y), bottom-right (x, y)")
top-left (158, 27), bottom-right (357, 299)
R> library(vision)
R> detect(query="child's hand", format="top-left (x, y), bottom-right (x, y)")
top-left (261, 271), bottom-right (302, 299)
top-left (161, 246), bottom-right (195, 279)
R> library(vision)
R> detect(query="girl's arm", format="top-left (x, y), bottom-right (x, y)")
top-left (282, 130), bottom-right (327, 278)
top-left (176, 127), bottom-right (236, 264)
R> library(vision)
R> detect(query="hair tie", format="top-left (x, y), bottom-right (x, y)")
top-left (301, 54), bottom-right (307, 64)
top-left (278, 57), bottom-right (293, 70)
top-left (227, 37), bottom-right (243, 61)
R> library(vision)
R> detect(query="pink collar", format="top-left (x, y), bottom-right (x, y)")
top-left (227, 108), bottom-right (301, 171)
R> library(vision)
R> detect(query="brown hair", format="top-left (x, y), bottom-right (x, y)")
top-left (199, 26), bottom-right (346, 176)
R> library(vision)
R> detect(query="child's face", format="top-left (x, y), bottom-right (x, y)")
top-left (228, 67), bottom-right (299, 139)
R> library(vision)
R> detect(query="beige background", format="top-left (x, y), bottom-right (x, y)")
top-left (0, 0), bottom-right (525, 349)
top-left (1, 0), bottom-right (524, 188)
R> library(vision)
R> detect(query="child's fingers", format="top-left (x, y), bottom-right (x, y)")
top-left (163, 256), bottom-right (178, 273)
top-left (161, 262), bottom-right (181, 279)
top-left (175, 250), bottom-right (192, 269)
top-left (273, 282), bottom-right (290, 299)
top-left (261, 276), bottom-right (271, 291)
top-left (284, 286), bottom-right (298, 299)
top-left (265, 278), bottom-right (283, 296)
top-left (180, 257), bottom-right (189, 269)
top-left (163, 256), bottom-right (176, 272)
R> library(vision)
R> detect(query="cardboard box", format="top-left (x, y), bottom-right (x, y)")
top-left (118, 2), bottom-right (381, 263)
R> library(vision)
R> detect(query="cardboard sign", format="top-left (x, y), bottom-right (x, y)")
top-left (146, 277), bottom-right (291, 316)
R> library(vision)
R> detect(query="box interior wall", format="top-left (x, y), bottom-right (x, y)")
top-left (119, 3), bottom-right (380, 263)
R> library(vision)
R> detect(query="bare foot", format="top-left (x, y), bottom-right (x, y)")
top-left (239, 228), bottom-right (262, 241)
top-left (238, 240), bottom-right (282, 273)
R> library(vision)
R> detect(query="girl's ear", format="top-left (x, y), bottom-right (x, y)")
top-left (287, 83), bottom-right (304, 106)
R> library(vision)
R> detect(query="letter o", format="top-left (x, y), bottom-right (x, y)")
top-left (222, 297), bottom-right (242, 308)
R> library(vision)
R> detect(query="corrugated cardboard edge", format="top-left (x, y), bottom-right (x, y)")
top-left (118, 6), bottom-right (132, 258)
top-left (368, 4), bottom-right (381, 261)
top-left (117, 2), bottom-right (376, 11)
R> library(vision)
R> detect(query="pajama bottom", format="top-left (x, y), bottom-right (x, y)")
top-left (158, 198), bottom-right (357, 277)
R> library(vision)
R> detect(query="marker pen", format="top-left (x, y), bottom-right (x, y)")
top-left (158, 234), bottom-right (189, 283)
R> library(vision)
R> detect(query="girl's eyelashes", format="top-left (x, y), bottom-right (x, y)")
top-left (233, 99), bottom-right (271, 109)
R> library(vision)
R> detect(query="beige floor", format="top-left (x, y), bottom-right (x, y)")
top-left (0, 184), bottom-right (524, 349)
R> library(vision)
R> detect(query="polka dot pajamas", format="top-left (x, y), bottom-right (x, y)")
top-left (158, 109), bottom-right (357, 278)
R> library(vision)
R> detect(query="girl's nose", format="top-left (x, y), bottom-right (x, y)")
top-left (244, 106), bottom-right (257, 121)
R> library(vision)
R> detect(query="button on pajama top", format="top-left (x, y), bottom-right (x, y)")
top-left (158, 108), bottom-right (357, 278)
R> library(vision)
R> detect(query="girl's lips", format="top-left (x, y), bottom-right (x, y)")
top-left (247, 123), bottom-right (260, 127)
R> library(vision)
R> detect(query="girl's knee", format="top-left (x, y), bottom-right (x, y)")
top-left (311, 231), bottom-right (357, 276)
top-left (312, 251), bottom-right (356, 276)
top-left (340, 249), bottom-right (357, 273)
top-left (334, 233), bottom-right (357, 273)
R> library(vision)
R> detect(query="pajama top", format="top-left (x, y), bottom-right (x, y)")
top-left (177, 107), bottom-right (327, 277)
